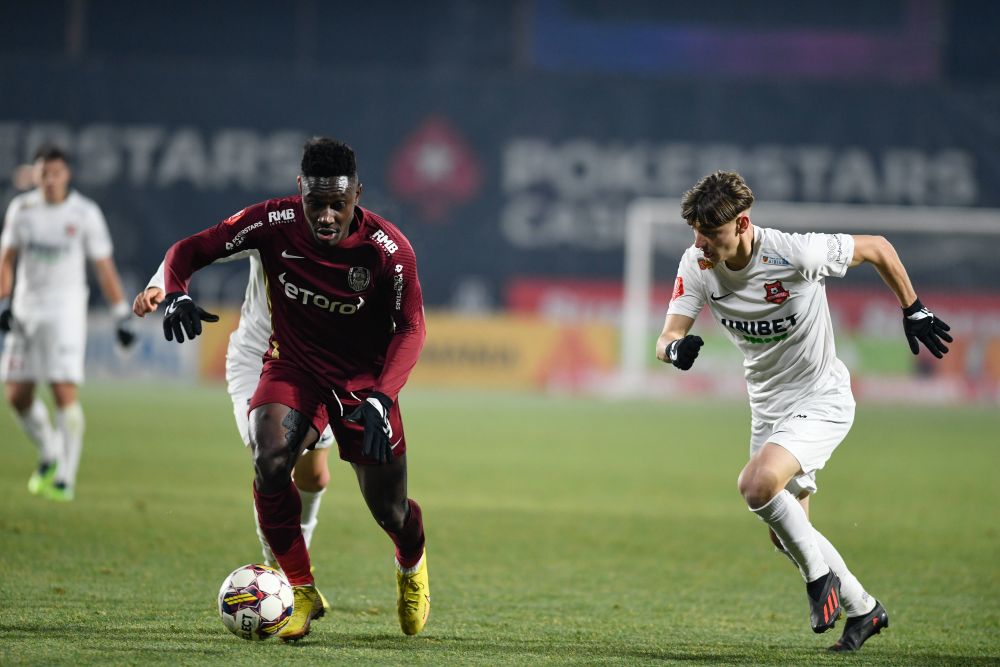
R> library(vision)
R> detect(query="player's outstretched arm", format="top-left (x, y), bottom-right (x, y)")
top-left (850, 235), bottom-right (952, 358)
top-left (0, 247), bottom-right (16, 332)
top-left (93, 256), bottom-right (138, 348)
top-left (656, 313), bottom-right (703, 370)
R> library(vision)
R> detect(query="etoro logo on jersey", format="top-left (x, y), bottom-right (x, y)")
top-left (764, 280), bottom-right (790, 304)
top-left (278, 272), bottom-right (363, 314)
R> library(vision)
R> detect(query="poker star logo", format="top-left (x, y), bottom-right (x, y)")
top-left (763, 280), bottom-right (790, 304)
top-left (388, 116), bottom-right (483, 223)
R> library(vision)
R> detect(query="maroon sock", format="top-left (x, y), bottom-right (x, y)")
top-left (387, 499), bottom-right (426, 569)
top-left (253, 480), bottom-right (313, 586)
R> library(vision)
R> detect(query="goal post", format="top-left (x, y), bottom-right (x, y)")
top-left (620, 198), bottom-right (1000, 394)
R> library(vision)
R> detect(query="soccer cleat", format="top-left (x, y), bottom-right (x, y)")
top-left (266, 563), bottom-right (330, 613)
top-left (27, 462), bottom-right (57, 495)
top-left (278, 584), bottom-right (326, 642)
top-left (396, 551), bottom-right (430, 635)
top-left (42, 481), bottom-right (74, 502)
top-left (807, 571), bottom-right (842, 633)
top-left (828, 600), bottom-right (889, 652)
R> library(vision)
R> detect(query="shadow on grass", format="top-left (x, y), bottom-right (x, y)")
top-left (322, 634), bottom-right (1000, 666)
top-left (3, 622), bottom-right (997, 666)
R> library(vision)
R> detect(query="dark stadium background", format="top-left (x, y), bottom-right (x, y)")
top-left (1, 0), bottom-right (998, 398)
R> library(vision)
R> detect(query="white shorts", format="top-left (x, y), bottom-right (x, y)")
top-left (749, 390), bottom-right (855, 496)
top-left (0, 309), bottom-right (87, 384)
top-left (225, 340), bottom-right (334, 449)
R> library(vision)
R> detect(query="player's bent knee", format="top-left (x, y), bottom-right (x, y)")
top-left (5, 385), bottom-right (33, 412)
top-left (252, 441), bottom-right (295, 489)
top-left (738, 469), bottom-right (782, 509)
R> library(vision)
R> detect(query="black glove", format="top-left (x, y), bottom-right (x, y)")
top-left (667, 335), bottom-right (704, 370)
top-left (116, 316), bottom-right (137, 348)
top-left (903, 298), bottom-right (952, 359)
top-left (0, 300), bottom-right (12, 333)
top-left (345, 391), bottom-right (394, 464)
top-left (162, 292), bottom-right (219, 343)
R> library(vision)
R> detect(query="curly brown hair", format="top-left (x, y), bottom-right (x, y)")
top-left (680, 171), bottom-right (754, 230)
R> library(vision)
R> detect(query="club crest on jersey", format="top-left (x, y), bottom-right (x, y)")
top-left (764, 280), bottom-right (790, 304)
top-left (697, 258), bottom-right (714, 270)
top-left (348, 266), bottom-right (371, 291)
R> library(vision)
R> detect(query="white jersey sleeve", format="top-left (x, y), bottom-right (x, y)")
top-left (82, 200), bottom-right (113, 260)
top-left (772, 232), bottom-right (854, 282)
top-left (1, 193), bottom-right (27, 251)
top-left (666, 247), bottom-right (709, 320)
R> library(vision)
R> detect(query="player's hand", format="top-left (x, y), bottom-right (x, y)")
top-left (903, 298), bottom-right (952, 359)
top-left (345, 391), bottom-right (394, 463)
top-left (0, 299), bottom-right (12, 333)
top-left (162, 292), bottom-right (219, 343)
top-left (133, 287), bottom-right (164, 317)
top-left (116, 316), bottom-right (138, 348)
top-left (667, 335), bottom-right (704, 370)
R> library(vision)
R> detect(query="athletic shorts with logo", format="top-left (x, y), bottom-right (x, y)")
top-left (749, 386), bottom-right (856, 496)
top-left (225, 337), bottom-right (334, 449)
top-left (1, 307), bottom-right (87, 383)
top-left (248, 357), bottom-right (405, 464)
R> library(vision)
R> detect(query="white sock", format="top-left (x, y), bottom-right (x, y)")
top-left (14, 399), bottom-right (59, 464)
top-left (752, 490), bottom-right (829, 582)
top-left (54, 403), bottom-right (85, 488)
top-left (813, 528), bottom-right (876, 616)
top-left (298, 487), bottom-right (325, 550)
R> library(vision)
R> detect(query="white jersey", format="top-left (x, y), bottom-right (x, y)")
top-left (1, 189), bottom-right (113, 315)
top-left (147, 250), bottom-right (271, 359)
top-left (667, 226), bottom-right (855, 423)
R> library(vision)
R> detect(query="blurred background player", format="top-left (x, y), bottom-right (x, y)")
top-left (657, 171), bottom-right (952, 652)
top-left (0, 145), bottom-right (136, 501)
top-left (133, 254), bottom-right (336, 595)
top-left (158, 137), bottom-right (429, 641)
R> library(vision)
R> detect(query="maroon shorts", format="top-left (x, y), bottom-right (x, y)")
top-left (249, 358), bottom-right (407, 465)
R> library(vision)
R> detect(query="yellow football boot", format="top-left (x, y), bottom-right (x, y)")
top-left (278, 584), bottom-right (326, 642)
top-left (267, 563), bottom-right (331, 613)
top-left (396, 551), bottom-right (430, 635)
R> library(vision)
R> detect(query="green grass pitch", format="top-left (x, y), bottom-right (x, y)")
top-left (1, 383), bottom-right (997, 665)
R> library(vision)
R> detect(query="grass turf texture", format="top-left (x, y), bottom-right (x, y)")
top-left (1, 383), bottom-right (997, 666)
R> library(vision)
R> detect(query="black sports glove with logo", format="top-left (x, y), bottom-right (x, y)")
top-left (902, 298), bottom-right (952, 359)
top-left (667, 335), bottom-right (704, 371)
top-left (162, 292), bottom-right (219, 343)
top-left (0, 298), bottom-right (12, 333)
top-left (346, 391), bottom-right (394, 464)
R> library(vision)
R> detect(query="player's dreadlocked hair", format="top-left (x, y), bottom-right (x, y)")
top-left (301, 137), bottom-right (357, 178)
top-left (681, 171), bottom-right (755, 230)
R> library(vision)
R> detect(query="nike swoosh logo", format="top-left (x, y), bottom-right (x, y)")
top-left (281, 250), bottom-right (305, 259)
top-left (711, 292), bottom-right (734, 301)
top-left (164, 295), bottom-right (189, 315)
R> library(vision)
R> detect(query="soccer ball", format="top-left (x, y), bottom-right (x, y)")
top-left (218, 564), bottom-right (294, 640)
